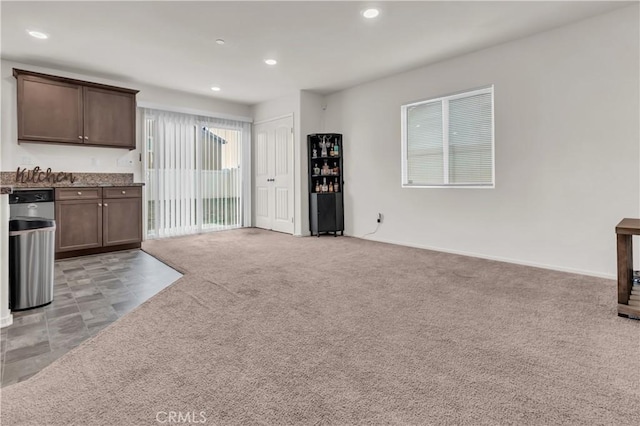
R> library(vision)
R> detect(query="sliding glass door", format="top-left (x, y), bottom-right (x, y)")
top-left (200, 127), bottom-right (241, 231)
top-left (143, 109), bottom-right (248, 239)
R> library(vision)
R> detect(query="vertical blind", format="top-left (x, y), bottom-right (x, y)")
top-left (402, 86), bottom-right (494, 187)
top-left (143, 108), bottom-right (251, 238)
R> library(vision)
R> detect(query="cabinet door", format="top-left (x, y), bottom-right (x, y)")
top-left (316, 193), bottom-right (337, 232)
top-left (83, 86), bottom-right (136, 149)
top-left (17, 75), bottom-right (83, 144)
top-left (55, 200), bottom-right (103, 252)
top-left (103, 197), bottom-right (142, 246)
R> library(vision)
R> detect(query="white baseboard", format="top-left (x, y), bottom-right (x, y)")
top-left (1, 313), bottom-right (13, 328)
top-left (355, 235), bottom-right (616, 280)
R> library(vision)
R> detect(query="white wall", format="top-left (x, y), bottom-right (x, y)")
top-left (252, 92), bottom-right (300, 125)
top-left (1, 59), bottom-right (251, 182)
top-left (323, 5), bottom-right (640, 278)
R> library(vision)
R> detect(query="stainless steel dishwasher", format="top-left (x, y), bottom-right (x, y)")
top-left (8, 189), bottom-right (56, 310)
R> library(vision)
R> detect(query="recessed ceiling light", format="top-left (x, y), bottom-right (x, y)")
top-left (215, 39), bottom-right (225, 45)
top-left (27, 30), bottom-right (49, 39)
top-left (264, 59), bottom-right (277, 66)
top-left (211, 86), bottom-right (221, 92)
top-left (362, 8), bottom-right (380, 19)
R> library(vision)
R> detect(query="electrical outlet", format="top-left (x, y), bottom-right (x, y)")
top-left (377, 213), bottom-right (383, 223)
top-left (117, 157), bottom-right (134, 167)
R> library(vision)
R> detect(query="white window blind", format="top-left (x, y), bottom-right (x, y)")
top-left (402, 86), bottom-right (494, 188)
top-left (143, 108), bottom-right (251, 239)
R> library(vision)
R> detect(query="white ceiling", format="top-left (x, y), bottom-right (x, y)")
top-left (1, 1), bottom-right (631, 105)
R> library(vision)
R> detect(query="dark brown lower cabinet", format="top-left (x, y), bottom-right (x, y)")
top-left (55, 199), bottom-right (103, 251)
top-left (55, 186), bottom-right (142, 258)
top-left (103, 196), bottom-right (142, 246)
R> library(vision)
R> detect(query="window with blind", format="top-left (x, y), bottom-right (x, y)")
top-left (401, 86), bottom-right (494, 188)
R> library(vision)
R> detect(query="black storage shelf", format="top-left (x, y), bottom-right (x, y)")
top-left (308, 133), bottom-right (344, 237)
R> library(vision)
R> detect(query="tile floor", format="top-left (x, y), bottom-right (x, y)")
top-left (0, 249), bottom-right (182, 387)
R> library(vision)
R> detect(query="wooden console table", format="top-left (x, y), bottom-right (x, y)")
top-left (616, 218), bottom-right (640, 318)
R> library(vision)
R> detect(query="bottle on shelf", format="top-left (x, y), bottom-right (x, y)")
top-left (312, 146), bottom-right (317, 158)
top-left (321, 160), bottom-right (330, 176)
top-left (333, 142), bottom-right (339, 157)
top-left (333, 162), bottom-right (339, 175)
top-left (334, 178), bottom-right (339, 192)
top-left (313, 163), bottom-right (320, 175)
top-left (320, 136), bottom-right (328, 157)
top-left (315, 180), bottom-right (320, 193)
top-left (329, 142), bottom-right (334, 156)
top-left (329, 181), bottom-right (334, 192)
top-left (322, 177), bottom-right (328, 193)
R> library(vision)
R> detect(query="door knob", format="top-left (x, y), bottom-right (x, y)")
top-left (104, 203), bottom-right (108, 207)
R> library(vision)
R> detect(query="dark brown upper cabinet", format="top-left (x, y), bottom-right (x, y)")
top-left (14, 68), bottom-right (139, 150)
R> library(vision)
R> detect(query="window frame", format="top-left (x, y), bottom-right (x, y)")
top-left (401, 85), bottom-right (495, 189)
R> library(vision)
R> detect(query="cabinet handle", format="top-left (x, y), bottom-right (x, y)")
top-left (104, 203), bottom-right (108, 207)
top-left (98, 203), bottom-right (102, 207)
top-left (78, 136), bottom-right (82, 139)
top-left (122, 191), bottom-right (126, 194)
top-left (84, 136), bottom-right (89, 140)
top-left (77, 191), bottom-right (82, 195)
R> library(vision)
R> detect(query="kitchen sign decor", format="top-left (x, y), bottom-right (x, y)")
top-left (15, 167), bottom-right (77, 184)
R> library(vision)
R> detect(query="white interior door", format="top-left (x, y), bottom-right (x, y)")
top-left (271, 122), bottom-right (294, 233)
top-left (253, 116), bottom-right (294, 234)
top-left (254, 126), bottom-right (272, 230)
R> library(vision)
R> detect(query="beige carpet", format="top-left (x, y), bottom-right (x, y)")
top-left (1, 228), bottom-right (639, 425)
